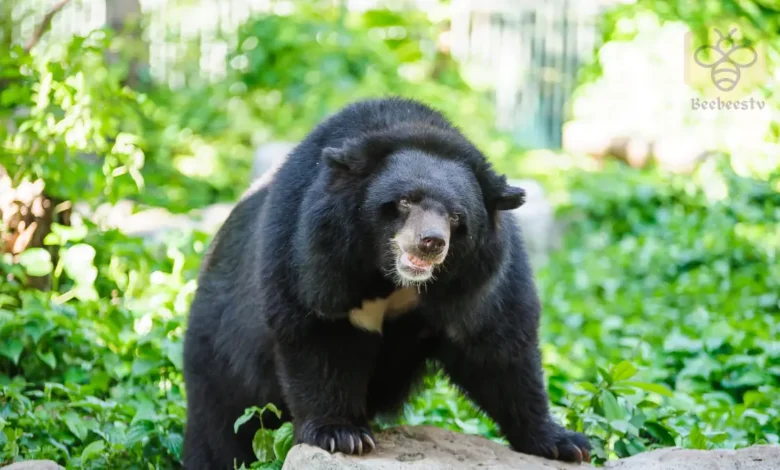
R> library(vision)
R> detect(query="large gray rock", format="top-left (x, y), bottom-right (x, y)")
top-left (282, 426), bottom-right (780, 470)
top-left (602, 445), bottom-right (780, 470)
top-left (0, 461), bottom-right (64, 470)
top-left (282, 425), bottom-right (589, 470)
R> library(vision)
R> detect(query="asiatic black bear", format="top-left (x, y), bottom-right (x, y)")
top-left (182, 97), bottom-right (590, 469)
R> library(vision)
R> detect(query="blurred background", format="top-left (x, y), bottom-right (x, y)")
top-left (0, 0), bottom-right (778, 468)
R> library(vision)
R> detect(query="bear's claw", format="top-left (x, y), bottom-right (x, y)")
top-left (553, 430), bottom-right (592, 463)
top-left (298, 419), bottom-right (375, 456)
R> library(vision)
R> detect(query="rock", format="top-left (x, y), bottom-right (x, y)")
top-left (282, 425), bottom-right (590, 470)
top-left (508, 178), bottom-right (558, 266)
top-left (602, 445), bottom-right (780, 470)
top-left (0, 461), bottom-right (64, 470)
top-left (282, 426), bottom-right (780, 470)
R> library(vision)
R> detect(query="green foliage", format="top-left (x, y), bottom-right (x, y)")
top-left (601, 0), bottom-right (780, 47)
top-left (232, 404), bottom-right (294, 469)
top-left (0, 219), bottom-right (203, 467)
top-left (108, 4), bottom-right (520, 211)
top-left (224, 4), bottom-right (520, 169)
top-left (1, 30), bottom-right (146, 205)
top-left (589, 0), bottom-right (779, 102)
top-left (540, 157), bottom-right (780, 462)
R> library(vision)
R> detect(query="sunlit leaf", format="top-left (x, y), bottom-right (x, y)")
top-left (612, 361), bottom-right (638, 382)
top-left (253, 428), bottom-right (275, 463)
top-left (18, 248), bottom-right (53, 277)
top-left (0, 339), bottom-right (23, 365)
top-left (622, 381), bottom-right (674, 398)
top-left (600, 390), bottom-right (624, 421)
top-left (273, 423), bottom-right (295, 461)
top-left (80, 439), bottom-right (106, 463)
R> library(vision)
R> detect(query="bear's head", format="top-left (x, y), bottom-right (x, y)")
top-left (321, 123), bottom-right (525, 288)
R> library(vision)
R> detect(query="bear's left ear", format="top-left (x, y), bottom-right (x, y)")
top-left (491, 185), bottom-right (526, 211)
top-left (322, 147), bottom-right (353, 173)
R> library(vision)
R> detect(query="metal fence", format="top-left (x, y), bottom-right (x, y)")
top-left (10, 0), bottom-right (613, 149)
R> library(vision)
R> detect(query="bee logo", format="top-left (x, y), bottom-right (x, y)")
top-left (693, 28), bottom-right (758, 92)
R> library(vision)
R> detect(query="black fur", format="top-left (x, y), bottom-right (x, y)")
top-left (182, 97), bottom-right (590, 469)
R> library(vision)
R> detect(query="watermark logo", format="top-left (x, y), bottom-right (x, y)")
top-left (693, 28), bottom-right (758, 92)
top-left (684, 27), bottom-right (767, 110)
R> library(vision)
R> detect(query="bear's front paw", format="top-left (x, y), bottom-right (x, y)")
top-left (551, 430), bottom-right (591, 463)
top-left (297, 418), bottom-right (376, 456)
top-left (512, 428), bottom-right (591, 464)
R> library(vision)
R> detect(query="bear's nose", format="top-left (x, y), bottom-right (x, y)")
top-left (418, 230), bottom-right (447, 255)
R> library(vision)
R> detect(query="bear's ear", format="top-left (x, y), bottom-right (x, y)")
top-left (491, 185), bottom-right (526, 211)
top-left (322, 147), bottom-right (353, 173)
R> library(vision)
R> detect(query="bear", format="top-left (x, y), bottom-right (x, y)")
top-left (181, 97), bottom-right (591, 469)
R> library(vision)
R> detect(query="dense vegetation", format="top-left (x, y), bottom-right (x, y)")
top-left (1, 1), bottom-right (778, 469)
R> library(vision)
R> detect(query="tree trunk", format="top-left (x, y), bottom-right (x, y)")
top-left (0, 165), bottom-right (70, 290)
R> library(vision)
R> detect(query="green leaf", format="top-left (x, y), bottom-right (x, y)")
top-left (235, 407), bottom-right (260, 434)
top-left (612, 361), bottom-right (638, 382)
top-left (125, 421), bottom-right (154, 447)
top-left (262, 403), bottom-right (283, 420)
top-left (165, 340), bottom-right (183, 370)
top-left (577, 382), bottom-right (600, 394)
top-left (610, 385), bottom-right (639, 396)
top-left (689, 426), bottom-right (708, 449)
top-left (609, 419), bottom-right (639, 435)
top-left (708, 432), bottom-right (728, 444)
top-left (273, 422), bottom-right (295, 461)
top-left (131, 399), bottom-right (157, 424)
top-left (255, 461), bottom-right (283, 470)
top-left (80, 439), bottom-right (106, 463)
top-left (131, 358), bottom-right (159, 377)
top-left (24, 319), bottom-right (52, 344)
top-left (597, 366), bottom-right (613, 385)
top-left (18, 248), bottom-right (53, 277)
top-left (643, 421), bottom-right (677, 446)
top-left (622, 381), bottom-right (674, 398)
top-left (61, 244), bottom-right (97, 285)
top-left (0, 338), bottom-right (24, 365)
top-left (599, 390), bottom-right (624, 421)
top-left (624, 436), bottom-right (646, 455)
top-left (163, 432), bottom-right (184, 459)
top-left (36, 349), bottom-right (57, 369)
top-left (46, 222), bottom-right (88, 245)
top-left (63, 412), bottom-right (89, 442)
top-left (253, 428), bottom-right (275, 463)
top-left (72, 283), bottom-right (99, 302)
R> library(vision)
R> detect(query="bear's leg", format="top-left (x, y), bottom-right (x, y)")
top-left (437, 339), bottom-right (591, 463)
top-left (274, 320), bottom-right (382, 455)
top-left (182, 372), bottom-right (259, 470)
top-left (366, 315), bottom-right (435, 417)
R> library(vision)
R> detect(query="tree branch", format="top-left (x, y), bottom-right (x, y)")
top-left (24, 0), bottom-right (73, 52)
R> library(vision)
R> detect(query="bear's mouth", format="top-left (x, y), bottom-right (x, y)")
top-left (396, 251), bottom-right (441, 284)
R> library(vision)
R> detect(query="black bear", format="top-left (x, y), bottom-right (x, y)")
top-left (182, 97), bottom-right (591, 469)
